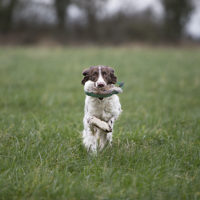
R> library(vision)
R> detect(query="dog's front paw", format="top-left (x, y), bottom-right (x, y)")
top-left (105, 125), bottom-right (112, 133)
top-left (99, 121), bottom-right (112, 133)
top-left (88, 116), bottom-right (112, 133)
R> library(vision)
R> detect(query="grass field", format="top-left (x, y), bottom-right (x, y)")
top-left (0, 46), bottom-right (200, 200)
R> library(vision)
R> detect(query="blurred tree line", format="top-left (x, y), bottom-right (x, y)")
top-left (0, 0), bottom-right (194, 44)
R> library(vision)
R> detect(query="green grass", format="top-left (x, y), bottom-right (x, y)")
top-left (0, 46), bottom-right (200, 200)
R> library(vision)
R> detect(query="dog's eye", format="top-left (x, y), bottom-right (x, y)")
top-left (93, 72), bottom-right (98, 76)
top-left (102, 72), bottom-right (107, 75)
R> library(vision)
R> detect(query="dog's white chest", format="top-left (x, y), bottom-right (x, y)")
top-left (85, 96), bottom-right (114, 121)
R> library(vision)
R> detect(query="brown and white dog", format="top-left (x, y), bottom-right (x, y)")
top-left (81, 65), bottom-right (122, 152)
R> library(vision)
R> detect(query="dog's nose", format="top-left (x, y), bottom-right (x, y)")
top-left (97, 83), bottom-right (105, 88)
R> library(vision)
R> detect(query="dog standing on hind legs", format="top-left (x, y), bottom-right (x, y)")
top-left (81, 65), bottom-right (122, 153)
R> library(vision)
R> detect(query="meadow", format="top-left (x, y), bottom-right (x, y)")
top-left (0, 46), bottom-right (200, 200)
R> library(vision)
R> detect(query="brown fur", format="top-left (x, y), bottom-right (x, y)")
top-left (81, 65), bottom-right (117, 85)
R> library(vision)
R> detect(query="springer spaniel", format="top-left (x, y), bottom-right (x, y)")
top-left (81, 65), bottom-right (122, 153)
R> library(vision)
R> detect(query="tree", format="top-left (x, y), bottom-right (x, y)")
top-left (54, 0), bottom-right (71, 30)
top-left (0, 0), bottom-right (18, 32)
top-left (74, 0), bottom-right (108, 39)
top-left (162, 0), bottom-right (193, 42)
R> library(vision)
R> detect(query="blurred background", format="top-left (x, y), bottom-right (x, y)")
top-left (0, 0), bottom-right (200, 45)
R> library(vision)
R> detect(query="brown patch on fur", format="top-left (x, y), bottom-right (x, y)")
top-left (101, 66), bottom-right (117, 84)
top-left (81, 66), bottom-right (117, 85)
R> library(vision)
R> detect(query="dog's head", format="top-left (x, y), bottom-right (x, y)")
top-left (81, 65), bottom-right (117, 87)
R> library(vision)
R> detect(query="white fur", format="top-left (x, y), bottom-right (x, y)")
top-left (95, 66), bottom-right (106, 87)
top-left (82, 80), bottom-right (122, 153)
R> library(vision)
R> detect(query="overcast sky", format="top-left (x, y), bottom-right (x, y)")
top-left (35, 0), bottom-right (200, 38)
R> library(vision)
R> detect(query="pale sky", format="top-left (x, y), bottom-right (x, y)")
top-left (106, 0), bottom-right (163, 17)
top-left (186, 0), bottom-right (200, 38)
top-left (70, 0), bottom-right (200, 39)
top-left (29, 0), bottom-right (200, 39)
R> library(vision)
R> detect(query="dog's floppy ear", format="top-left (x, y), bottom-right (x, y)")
top-left (81, 68), bottom-right (90, 85)
top-left (108, 67), bottom-right (117, 84)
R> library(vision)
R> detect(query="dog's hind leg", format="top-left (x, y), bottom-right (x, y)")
top-left (82, 129), bottom-right (97, 153)
top-left (99, 131), bottom-right (108, 151)
top-left (106, 117), bottom-right (115, 146)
